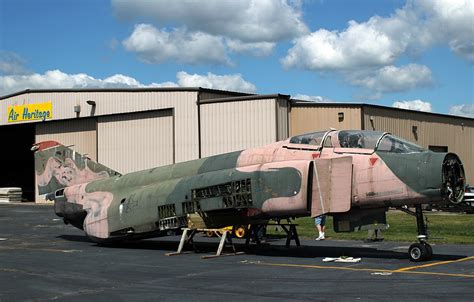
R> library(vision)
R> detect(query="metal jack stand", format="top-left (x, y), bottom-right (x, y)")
top-left (245, 222), bottom-right (300, 248)
top-left (166, 228), bottom-right (244, 259)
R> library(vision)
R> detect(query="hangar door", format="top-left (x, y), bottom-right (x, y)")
top-left (0, 124), bottom-right (35, 201)
top-left (36, 118), bottom-right (98, 160)
top-left (98, 110), bottom-right (174, 174)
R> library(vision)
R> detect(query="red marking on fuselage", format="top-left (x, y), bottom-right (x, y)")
top-left (369, 157), bottom-right (378, 166)
top-left (312, 153), bottom-right (320, 159)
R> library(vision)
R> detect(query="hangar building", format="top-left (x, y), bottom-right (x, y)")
top-left (0, 88), bottom-right (472, 203)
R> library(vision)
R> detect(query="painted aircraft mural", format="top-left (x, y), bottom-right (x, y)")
top-left (32, 130), bottom-right (466, 262)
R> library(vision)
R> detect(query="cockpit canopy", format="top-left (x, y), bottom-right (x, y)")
top-left (289, 131), bottom-right (326, 146)
top-left (377, 134), bottom-right (426, 153)
top-left (338, 130), bottom-right (384, 149)
top-left (289, 130), bottom-right (427, 153)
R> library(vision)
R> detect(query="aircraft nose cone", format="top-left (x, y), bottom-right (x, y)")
top-left (442, 153), bottom-right (465, 204)
top-left (54, 199), bottom-right (87, 230)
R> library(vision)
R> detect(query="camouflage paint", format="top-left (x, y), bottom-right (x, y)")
top-left (376, 151), bottom-right (445, 196)
top-left (33, 129), bottom-right (464, 242)
top-left (34, 141), bottom-right (119, 195)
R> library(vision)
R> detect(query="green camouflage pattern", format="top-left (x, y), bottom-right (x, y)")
top-left (33, 130), bottom-right (465, 243)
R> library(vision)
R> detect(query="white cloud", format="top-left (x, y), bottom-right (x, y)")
top-left (176, 71), bottom-right (256, 93)
top-left (349, 64), bottom-right (433, 93)
top-left (0, 69), bottom-right (257, 96)
top-left (418, 0), bottom-right (474, 62)
top-left (293, 94), bottom-right (335, 103)
top-left (112, 0), bottom-right (308, 43)
top-left (282, 0), bottom-right (474, 71)
top-left (0, 70), bottom-right (178, 96)
top-left (392, 99), bottom-right (433, 112)
top-left (123, 24), bottom-right (231, 65)
top-left (117, 0), bottom-right (308, 61)
top-left (226, 40), bottom-right (275, 57)
top-left (282, 24), bottom-right (406, 71)
top-left (449, 104), bottom-right (474, 118)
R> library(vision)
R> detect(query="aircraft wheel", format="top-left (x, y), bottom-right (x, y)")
top-left (409, 243), bottom-right (429, 262)
top-left (423, 243), bottom-right (433, 261)
top-left (234, 226), bottom-right (247, 238)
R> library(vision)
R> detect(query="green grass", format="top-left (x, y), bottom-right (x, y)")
top-left (267, 211), bottom-right (474, 244)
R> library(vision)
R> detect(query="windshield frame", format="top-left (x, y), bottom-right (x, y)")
top-left (375, 133), bottom-right (427, 153)
top-left (288, 129), bottom-right (336, 149)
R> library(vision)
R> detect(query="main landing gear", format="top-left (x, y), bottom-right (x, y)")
top-left (401, 205), bottom-right (433, 262)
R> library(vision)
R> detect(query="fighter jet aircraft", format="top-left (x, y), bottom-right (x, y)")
top-left (32, 129), bottom-right (466, 262)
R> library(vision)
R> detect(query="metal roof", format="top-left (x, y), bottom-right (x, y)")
top-left (199, 93), bottom-right (290, 104)
top-left (290, 100), bottom-right (474, 121)
top-left (0, 87), bottom-right (252, 100)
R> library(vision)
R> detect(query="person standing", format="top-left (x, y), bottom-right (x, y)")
top-left (315, 214), bottom-right (326, 240)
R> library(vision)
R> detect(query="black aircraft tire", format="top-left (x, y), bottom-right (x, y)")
top-left (423, 243), bottom-right (433, 261)
top-left (409, 243), bottom-right (428, 262)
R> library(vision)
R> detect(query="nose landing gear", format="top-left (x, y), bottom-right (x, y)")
top-left (409, 241), bottom-right (432, 262)
top-left (401, 204), bottom-right (433, 262)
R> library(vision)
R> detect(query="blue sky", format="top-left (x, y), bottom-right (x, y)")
top-left (0, 0), bottom-right (473, 117)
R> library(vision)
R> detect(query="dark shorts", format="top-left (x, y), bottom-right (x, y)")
top-left (315, 215), bottom-right (326, 226)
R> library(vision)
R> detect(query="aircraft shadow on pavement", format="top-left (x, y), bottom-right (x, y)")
top-left (58, 235), bottom-right (95, 243)
top-left (58, 234), bottom-right (181, 251)
top-left (246, 244), bottom-right (466, 261)
top-left (57, 234), bottom-right (466, 261)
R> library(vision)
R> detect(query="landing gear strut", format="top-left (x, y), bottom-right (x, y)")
top-left (401, 205), bottom-right (433, 262)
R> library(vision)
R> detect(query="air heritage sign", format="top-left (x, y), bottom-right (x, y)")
top-left (7, 102), bottom-right (53, 123)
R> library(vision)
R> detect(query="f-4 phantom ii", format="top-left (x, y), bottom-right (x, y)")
top-left (32, 129), bottom-right (466, 262)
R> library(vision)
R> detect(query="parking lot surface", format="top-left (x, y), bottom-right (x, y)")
top-left (1, 204), bottom-right (473, 301)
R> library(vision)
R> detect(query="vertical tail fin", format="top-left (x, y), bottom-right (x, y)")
top-left (32, 141), bottom-right (121, 196)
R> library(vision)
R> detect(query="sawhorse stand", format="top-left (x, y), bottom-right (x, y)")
top-left (166, 228), bottom-right (244, 259)
top-left (277, 223), bottom-right (300, 248)
top-left (245, 223), bottom-right (300, 248)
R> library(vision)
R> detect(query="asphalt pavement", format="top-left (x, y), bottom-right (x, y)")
top-left (1, 203), bottom-right (473, 301)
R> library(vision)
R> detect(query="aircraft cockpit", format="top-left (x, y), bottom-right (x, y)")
top-left (288, 130), bottom-right (428, 155)
top-left (337, 130), bottom-right (384, 149)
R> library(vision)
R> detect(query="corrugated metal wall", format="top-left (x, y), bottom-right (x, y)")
top-left (276, 97), bottom-right (289, 141)
top-left (200, 99), bottom-right (277, 157)
top-left (35, 118), bottom-right (97, 160)
top-left (98, 110), bottom-right (174, 174)
top-left (290, 105), bottom-right (362, 136)
top-left (1, 90), bottom-right (199, 163)
top-left (363, 106), bottom-right (474, 183)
